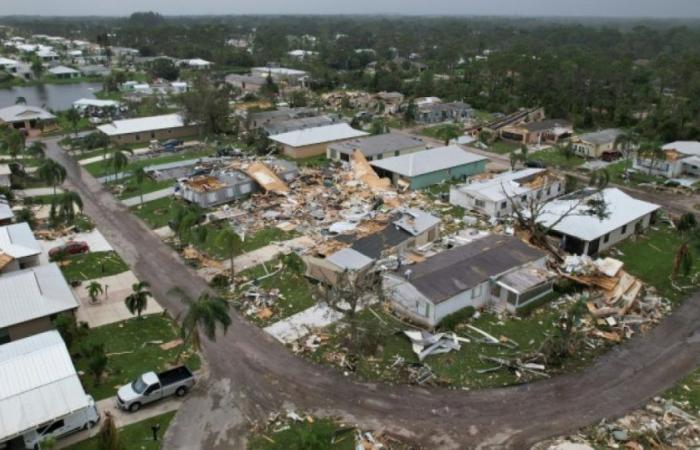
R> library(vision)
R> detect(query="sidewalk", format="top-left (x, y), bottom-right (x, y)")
top-left (122, 188), bottom-right (173, 207)
top-left (15, 187), bottom-right (64, 197)
top-left (56, 397), bottom-right (182, 449)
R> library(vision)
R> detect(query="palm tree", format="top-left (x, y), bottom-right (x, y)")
top-left (37, 158), bottom-right (67, 197)
top-left (107, 147), bottom-right (132, 181)
top-left (614, 132), bottom-right (639, 179)
top-left (131, 166), bottom-right (147, 206)
top-left (4, 129), bottom-right (25, 162)
top-left (97, 411), bottom-right (123, 450)
top-left (170, 289), bottom-right (231, 362)
top-left (640, 147), bottom-right (666, 176)
top-left (56, 190), bottom-right (83, 225)
top-left (30, 58), bottom-right (44, 80)
top-left (65, 108), bottom-right (82, 137)
top-left (26, 141), bottom-right (46, 160)
top-left (215, 228), bottom-right (241, 285)
top-left (87, 281), bottom-right (103, 304)
top-left (124, 281), bottom-right (151, 319)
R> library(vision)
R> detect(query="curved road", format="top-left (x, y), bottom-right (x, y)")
top-left (45, 138), bottom-right (700, 449)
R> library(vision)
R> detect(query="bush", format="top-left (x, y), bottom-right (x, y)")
top-left (439, 306), bottom-right (476, 331)
top-left (209, 274), bottom-right (231, 289)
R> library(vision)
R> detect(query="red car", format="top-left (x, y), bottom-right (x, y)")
top-left (49, 241), bottom-right (90, 259)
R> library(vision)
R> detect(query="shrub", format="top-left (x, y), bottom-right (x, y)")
top-left (439, 306), bottom-right (476, 331)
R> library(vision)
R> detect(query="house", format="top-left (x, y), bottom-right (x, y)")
top-left (536, 188), bottom-right (660, 256)
top-left (305, 209), bottom-right (441, 284)
top-left (482, 107), bottom-right (546, 134)
top-left (0, 57), bottom-right (19, 73)
top-left (383, 235), bottom-right (553, 326)
top-left (0, 105), bottom-right (57, 135)
top-left (251, 67), bottom-right (308, 86)
top-left (0, 196), bottom-right (13, 225)
top-left (375, 91), bottom-right (404, 114)
top-left (0, 331), bottom-right (94, 445)
top-left (182, 58), bottom-right (212, 70)
top-left (180, 159), bottom-right (299, 208)
top-left (72, 98), bottom-right (121, 117)
top-left (370, 145), bottom-right (488, 190)
top-left (499, 119), bottom-right (573, 145)
top-left (269, 123), bottom-right (369, 159)
top-left (225, 74), bottom-right (268, 93)
top-left (416, 101), bottom-right (473, 124)
top-left (0, 222), bottom-right (41, 273)
top-left (287, 49), bottom-right (318, 59)
top-left (571, 129), bottom-right (624, 159)
top-left (97, 113), bottom-right (200, 144)
top-left (327, 133), bottom-right (427, 163)
top-left (79, 64), bottom-right (111, 77)
top-left (0, 164), bottom-right (10, 188)
top-left (449, 169), bottom-right (565, 219)
top-left (633, 141), bottom-right (700, 180)
top-left (263, 115), bottom-right (340, 136)
top-left (0, 263), bottom-right (79, 343)
top-left (245, 107), bottom-right (318, 130)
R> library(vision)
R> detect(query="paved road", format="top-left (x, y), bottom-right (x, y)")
top-left (43, 136), bottom-right (700, 449)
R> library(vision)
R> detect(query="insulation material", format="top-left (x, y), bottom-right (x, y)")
top-left (244, 162), bottom-right (289, 194)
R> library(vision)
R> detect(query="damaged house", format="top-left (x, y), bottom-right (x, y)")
top-left (499, 119), bottom-right (573, 145)
top-left (327, 133), bottom-right (427, 163)
top-left (180, 159), bottom-right (298, 208)
top-left (383, 235), bottom-right (554, 327)
top-left (0, 222), bottom-right (42, 274)
top-left (449, 168), bottom-right (564, 219)
top-left (269, 123), bottom-right (369, 159)
top-left (632, 141), bottom-right (700, 180)
top-left (536, 188), bottom-right (660, 256)
top-left (416, 101), bottom-right (474, 124)
top-left (304, 208), bottom-right (441, 285)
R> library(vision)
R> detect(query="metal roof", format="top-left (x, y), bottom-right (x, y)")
top-left (0, 331), bottom-right (89, 442)
top-left (536, 188), bottom-right (660, 242)
top-left (577, 129), bottom-right (623, 146)
top-left (326, 248), bottom-right (375, 271)
top-left (0, 263), bottom-right (79, 329)
top-left (369, 145), bottom-right (487, 177)
top-left (663, 141), bottom-right (700, 157)
top-left (401, 235), bottom-right (546, 304)
top-left (0, 105), bottom-right (56, 123)
top-left (328, 133), bottom-right (425, 158)
top-left (269, 123), bottom-right (368, 148)
top-left (97, 113), bottom-right (186, 136)
top-left (455, 168), bottom-right (547, 202)
top-left (0, 196), bottom-right (13, 222)
top-left (0, 222), bottom-right (41, 259)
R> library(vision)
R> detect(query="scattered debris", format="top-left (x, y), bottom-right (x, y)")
top-left (403, 330), bottom-right (470, 361)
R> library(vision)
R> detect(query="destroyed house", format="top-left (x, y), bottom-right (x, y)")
top-left (263, 115), bottom-right (340, 136)
top-left (633, 141), bottom-right (700, 179)
top-left (383, 235), bottom-right (553, 327)
top-left (180, 159), bottom-right (298, 208)
top-left (449, 168), bottom-right (564, 219)
top-left (326, 133), bottom-right (427, 163)
top-left (245, 107), bottom-right (318, 129)
top-left (416, 102), bottom-right (473, 124)
top-left (499, 119), bottom-right (573, 145)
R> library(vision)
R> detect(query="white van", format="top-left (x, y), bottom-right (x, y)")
top-left (22, 396), bottom-right (100, 449)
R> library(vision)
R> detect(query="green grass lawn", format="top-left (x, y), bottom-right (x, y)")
top-left (58, 251), bottom-right (129, 282)
top-left (64, 411), bottom-right (175, 450)
top-left (235, 261), bottom-right (315, 326)
top-left (308, 298), bottom-right (604, 389)
top-left (83, 147), bottom-right (213, 177)
top-left (420, 123), bottom-right (462, 142)
top-left (664, 366), bottom-right (700, 414)
top-left (487, 140), bottom-right (521, 155)
top-left (131, 196), bottom-right (180, 229)
top-left (604, 161), bottom-right (667, 186)
top-left (613, 225), bottom-right (700, 302)
top-left (110, 178), bottom-right (174, 200)
top-left (529, 147), bottom-right (585, 169)
top-left (186, 224), bottom-right (298, 260)
top-left (248, 418), bottom-right (355, 450)
top-left (72, 315), bottom-right (201, 401)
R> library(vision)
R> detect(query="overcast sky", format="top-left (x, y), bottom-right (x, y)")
top-left (3, 0), bottom-right (700, 18)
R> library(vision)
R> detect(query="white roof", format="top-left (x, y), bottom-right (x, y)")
top-left (0, 57), bottom-right (19, 67)
top-left (186, 58), bottom-right (211, 66)
top-left (663, 141), bottom-right (700, 157)
top-left (537, 188), bottom-right (660, 242)
top-left (0, 263), bottom-right (79, 329)
top-left (73, 98), bottom-right (120, 108)
top-left (269, 123), bottom-right (368, 148)
top-left (370, 145), bottom-right (487, 177)
top-left (0, 105), bottom-right (56, 123)
top-left (0, 222), bottom-right (41, 259)
top-left (393, 208), bottom-right (441, 236)
top-left (327, 248), bottom-right (375, 271)
top-left (0, 196), bottom-right (13, 222)
top-left (0, 331), bottom-right (90, 442)
top-left (0, 164), bottom-right (10, 176)
top-left (456, 168), bottom-right (547, 203)
top-left (97, 113), bottom-right (185, 136)
top-left (253, 66), bottom-right (308, 76)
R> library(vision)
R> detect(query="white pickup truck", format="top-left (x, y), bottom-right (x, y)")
top-left (116, 366), bottom-right (195, 412)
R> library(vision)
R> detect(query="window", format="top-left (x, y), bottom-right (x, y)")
top-left (144, 383), bottom-right (161, 395)
top-left (603, 233), bottom-right (610, 243)
top-left (621, 225), bottom-right (628, 234)
top-left (395, 150), bottom-right (400, 157)
top-left (37, 420), bottom-right (65, 434)
top-left (558, 183), bottom-right (563, 192)
top-left (472, 284), bottom-right (482, 299)
top-left (501, 201), bottom-right (507, 209)
top-left (521, 195), bottom-right (527, 202)
top-left (546, 186), bottom-right (551, 195)
top-left (475, 199), bottom-right (485, 208)
top-left (150, 132), bottom-right (156, 139)
top-left (0, 328), bottom-right (9, 345)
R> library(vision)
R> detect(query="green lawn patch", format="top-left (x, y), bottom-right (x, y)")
top-left (421, 123), bottom-right (462, 142)
top-left (664, 366), bottom-right (700, 414)
top-left (236, 261), bottom-right (315, 326)
top-left (248, 418), bottom-right (355, 450)
top-left (529, 147), bottom-right (585, 169)
top-left (64, 411), bottom-right (176, 450)
top-left (604, 161), bottom-right (667, 186)
top-left (58, 251), bottom-right (129, 282)
top-left (131, 196), bottom-right (179, 229)
top-left (71, 315), bottom-right (201, 401)
top-left (186, 225), bottom-right (298, 260)
top-left (612, 225), bottom-right (699, 302)
top-left (83, 147), bottom-right (212, 177)
top-left (110, 177), bottom-right (174, 200)
top-left (487, 140), bottom-right (521, 155)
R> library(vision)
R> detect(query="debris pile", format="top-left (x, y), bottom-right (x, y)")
top-left (403, 330), bottom-right (470, 361)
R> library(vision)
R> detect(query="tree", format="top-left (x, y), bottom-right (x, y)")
top-left (434, 124), bottom-right (461, 145)
top-left (87, 281), bottom-right (104, 304)
top-left (259, 74), bottom-right (279, 99)
top-left (26, 140), bottom-right (46, 160)
top-left (170, 289), bottom-right (232, 362)
top-left (65, 107), bottom-right (82, 137)
top-left (37, 158), bottom-right (66, 197)
top-left (54, 313), bottom-right (88, 349)
top-left (180, 76), bottom-right (232, 135)
top-left (288, 90), bottom-right (308, 107)
top-left (131, 166), bottom-right (147, 206)
top-left (215, 228), bottom-right (241, 285)
top-left (84, 342), bottom-right (108, 385)
top-left (30, 58), bottom-right (44, 80)
top-left (124, 281), bottom-right (151, 319)
top-left (50, 190), bottom-right (83, 226)
top-left (97, 411), bottom-right (124, 450)
top-left (107, 147), bottom-right (133, 180)
top-left (613, 132), bottom-right (639, 179)
top-left (149, 58), bottom-right (180, 81)
top-left (3, 128), bottom-right (25, 162)
top-left (403, 99), bottom-right (417, 125)
top-left (369, 117), bottom-right (386, 135)
top-left (639, 147), bottom-right (666, 176)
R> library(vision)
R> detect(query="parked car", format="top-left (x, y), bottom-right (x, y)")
top-left (117, 366), bottom-right (195, 412)
top-left (48, 241), bottom-right (89, 259)
top-left (21, 395), bottom-right (99, 449)
top-left (162, 139), bottom-right (184, 152)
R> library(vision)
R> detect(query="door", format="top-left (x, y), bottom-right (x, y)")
top-left (143, 383), bottom-right (162, 404)
top-left (587, 238), bottom-right (600, 256)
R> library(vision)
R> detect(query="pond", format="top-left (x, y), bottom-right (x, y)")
top-left (0, 82), bottom-right (104, 111)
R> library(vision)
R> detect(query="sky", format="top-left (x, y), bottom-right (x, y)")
top-left (3, 0), bottom-right (700, 18)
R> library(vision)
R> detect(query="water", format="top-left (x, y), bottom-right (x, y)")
top-left (0, 82), bottom-right (104, 111)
